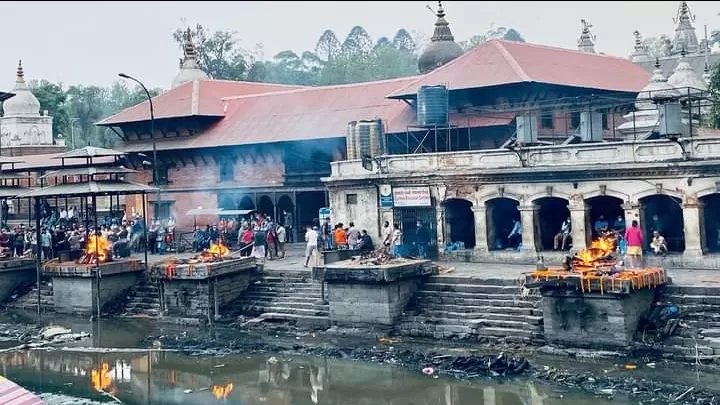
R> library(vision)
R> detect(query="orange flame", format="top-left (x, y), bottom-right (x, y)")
top-left (86, 234), bottom-right (111, 263)
top-left (574, 234), bottom-right (617, 267)
top-left (207, 242), bottom-right (230, 256)
top-left (90, 362), bottom-right (114, 393)
top-left (212, 383), bottom-right (234, 400)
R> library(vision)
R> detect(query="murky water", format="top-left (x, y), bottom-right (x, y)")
top-left (0, 311), bottom-right (657, 405)
top-left (2, 350), bottom-right (640, 405)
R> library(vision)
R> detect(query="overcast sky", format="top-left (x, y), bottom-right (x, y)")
top-left (1, 1), bottom-right (718, 91)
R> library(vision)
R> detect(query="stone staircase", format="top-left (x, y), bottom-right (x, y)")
top-left (122, 281), bottom-right (162, 317)
top-left (659, 284), bottom-right (720, 362)
top-left (225, 269), bottom-right (330, 328)
top-left (396, 275), bottom-right (544, 344)
top-left (5, 280), bottom-right (54, 311)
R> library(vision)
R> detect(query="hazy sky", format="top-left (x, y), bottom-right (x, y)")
top-left (1, 1), bottom-right (718, 90)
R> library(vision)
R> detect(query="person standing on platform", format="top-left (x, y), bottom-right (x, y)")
top-left (624, 220), bottom-right (644, 268)
top-left (304, 225), bottom-right (319, 267)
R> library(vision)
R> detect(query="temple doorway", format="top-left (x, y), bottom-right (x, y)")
top-left (640, 194), bottom-right (685, 252)
top-left (485, 198), bottom-right (520, 250)
top-left (535, 197), bottom-right (570, 251)
top-left (257, 196), bottom-right (274, 218)
top-left (586, 195), bottom-right (624, 237)
top-left (701, 194), bottom-right (720, 253)
top-left (443, 198), bottom-right (475, 249)
top-left (296, 191), bottom-right (326, 229)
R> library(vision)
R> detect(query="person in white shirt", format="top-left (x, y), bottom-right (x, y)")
top-left (391, 224), bottom-right (403, 257)
top-left (276, 224), bottom-right (286, 259)
top-left (304, 226), bottom-right (319, 267)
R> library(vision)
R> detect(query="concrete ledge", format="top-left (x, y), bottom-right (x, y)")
top-left (313, 259), bottom-right (434, 284)
top-left (52, 271), bottom-right (141, 315)
top-left (322, 249), bottom-right (362, 264)
top-left (443, 249), bottom-right (720, 270)
top-left (153, 257), bottom-right (257, 280)
top-left (0, 258), bottom-right (37, 302)
top-left (45, 258), bottom-right (142, 277)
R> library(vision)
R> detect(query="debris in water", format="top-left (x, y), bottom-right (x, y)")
top-left (422, 367), bottom-right (435, 375)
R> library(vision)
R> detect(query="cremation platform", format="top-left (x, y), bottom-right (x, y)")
top-left (44, 258), bottom-right (143, 315)
top-left (0, 257), bottom-right (37, 303)
top-left (151, 256), bottom-right (260, 320)
top-left (313, 259), bottom-right (435, 327)
top-left (526, 267), bottom-right (666, 349)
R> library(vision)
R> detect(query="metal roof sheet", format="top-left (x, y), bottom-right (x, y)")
top-left (97, 79), bottom-right (305, 126)
top-left (0, 375), bottom-right (45, 404)
top-left (40, 166), bottom-right (137, 179)
top-left (18, 180), bottom-right (157, 198)
top-left (387, 39), bottom-right (651, 98)
top-left (54, 146), bottom-right (125, 159)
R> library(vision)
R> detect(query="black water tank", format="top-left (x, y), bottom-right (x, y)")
top-left (417, 85), bottom-right (449, 127)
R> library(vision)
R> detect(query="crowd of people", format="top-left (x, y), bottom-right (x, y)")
top-left (0, 201), bottom-right (154, 261)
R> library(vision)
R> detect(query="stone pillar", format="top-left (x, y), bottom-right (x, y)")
top-left (518, 204), bottom-right (538, 252)
top-left (622, 201), bottom-right (640, 230)
top-left (683, 201), bottom-right (703, 257)
top-left (472, 206), bottom-right (488, 252)
top-left (436, 205), bottom-right (446, 253)
top-left (568, 202), bottom-right (589, 251)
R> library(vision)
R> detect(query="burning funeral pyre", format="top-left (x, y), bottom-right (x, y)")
top-left (352, 246), bottom-right (413, 266)
top-left (526, 232), bottom-right (666, 294)
top-left (78, 233), bottom-right (112, 264)
top-left (159, 242), bottom-right (234, 279)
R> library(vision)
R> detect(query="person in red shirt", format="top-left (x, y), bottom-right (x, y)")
top-left (624, 220), bottom-right (643, 268)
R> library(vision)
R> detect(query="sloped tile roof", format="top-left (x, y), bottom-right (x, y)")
top-left (97, 79), bottom-right (305, 126)
top-left (387, 39), bottom-right (651, 98)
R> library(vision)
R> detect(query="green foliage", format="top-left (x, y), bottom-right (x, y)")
top-left (709, 63), bottom-right (720, 128)
top-left (175, 23), bottom-right (523, 86)
top-left (458, 26), bottom-right (526, 51)
top-left (28, 80), bottom-right (69, 139)
top-left (641, 35), bottom-right (673, 58)
top-left (25, 80), bottom-right (160, 149)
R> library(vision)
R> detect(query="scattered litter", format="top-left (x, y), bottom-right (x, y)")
top-left (213, 364), bottom-right (225, 368)
top-left (422, 367), bottom-right (434, 376)
top-left (437, 266), bottom-right (455, 275)
top-left (623, 363), bottom-right (637, 370)
top-left (646, 362), bottom-right (656, 369)
top-left (377, 337), bottom-right (402, 344)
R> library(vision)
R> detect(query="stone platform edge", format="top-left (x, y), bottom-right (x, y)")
top-left (0, 258), bottom-right (36, 273)
top-left (312, 259), bottom-right (435, 284)
top-left (153, 256), bottom-right (257, 280)
top-left (43, 259), bottom-right (143, 278)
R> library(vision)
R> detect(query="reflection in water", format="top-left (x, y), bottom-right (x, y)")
top-left (212, 383), bottom-right (234, 400)
top-left (0, 349), bottom-right (634, 405)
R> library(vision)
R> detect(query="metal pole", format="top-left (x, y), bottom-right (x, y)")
top-left (34, 197), bottom-right (41, 316)
top-left (118, 74), bottom-right (160, 219)
top-left (142, 194), bottom-right (148, 266)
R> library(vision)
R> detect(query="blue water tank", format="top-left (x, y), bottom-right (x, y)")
top-left (417, 85), bottom-right (449, 127)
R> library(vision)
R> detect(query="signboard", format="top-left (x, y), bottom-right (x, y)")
top-left (393, 187), bottom-right (432, 207)
top-left (379, 184), bottom-right (394, 209)
top-left (319, 207), bottom-right (331, 222)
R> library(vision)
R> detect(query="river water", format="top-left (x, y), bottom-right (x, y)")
top-left (0, 311), bottom-right (659, 404)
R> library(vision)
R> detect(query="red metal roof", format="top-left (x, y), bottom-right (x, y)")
top-left (387, 39), bottom-right (651, 98)
top-left (118, 77), bottom-right (513, 152)
top-left (4, 152), bottom-right (116, 171)
top-left (98, 80), bottom-right (305, 126)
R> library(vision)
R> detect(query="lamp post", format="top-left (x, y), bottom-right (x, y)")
top-left (69, 117), bottom-right (80, 150)
top-left (118, 73), bottom-right (161, 220)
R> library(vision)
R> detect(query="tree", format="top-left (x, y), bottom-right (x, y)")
top-left (458, 26), bottom-right (526, 51)
top-left (709, 63), bottom-right (720, 128)
top-left (29, 80), bottom-right (69, 140)
top-left (315, 29), bottom-right (341, 62)
top-left (642, 35), bottom-right (672, 58)
top-left (172, 24), bottom-right (249, 81)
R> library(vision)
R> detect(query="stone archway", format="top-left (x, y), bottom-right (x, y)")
top-left (442, 198), bottom-right (475, 249)
top-left (534, 197), bottom-right (571, 251)
top-left (257, 195), bottom-right (274, 218)
top-left (277, 195), bottom-right (294, 225)
top-left (485, 197), bottom-right (521, 250)
top-left (238, 196), bottom-right (255, 211)
top-left (586, 195), bottom-right (625, 237)
top-left (639, 194), bottom-right (685, 252)
top-left (700, 193), bottom-right (720, 253)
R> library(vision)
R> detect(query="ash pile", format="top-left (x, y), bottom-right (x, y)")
top-left (350, 246), bottom-right (418, 266)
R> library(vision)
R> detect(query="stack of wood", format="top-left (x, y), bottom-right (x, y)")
top-left (77, 253), bottom-right (100, 264)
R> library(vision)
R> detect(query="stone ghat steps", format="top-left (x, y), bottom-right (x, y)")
top-left (397, 274), bottom-right (543, 343)
top-left (421, 283), bottom-right (526, 295)
top-left (6, 282), bottom-right (54, 310)
top-left (413, 291), bottom-right (540, 308)
top-left (226, 270), bottom-right (330, 326)
top-left (123, 283), bottom-right (162, 317)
